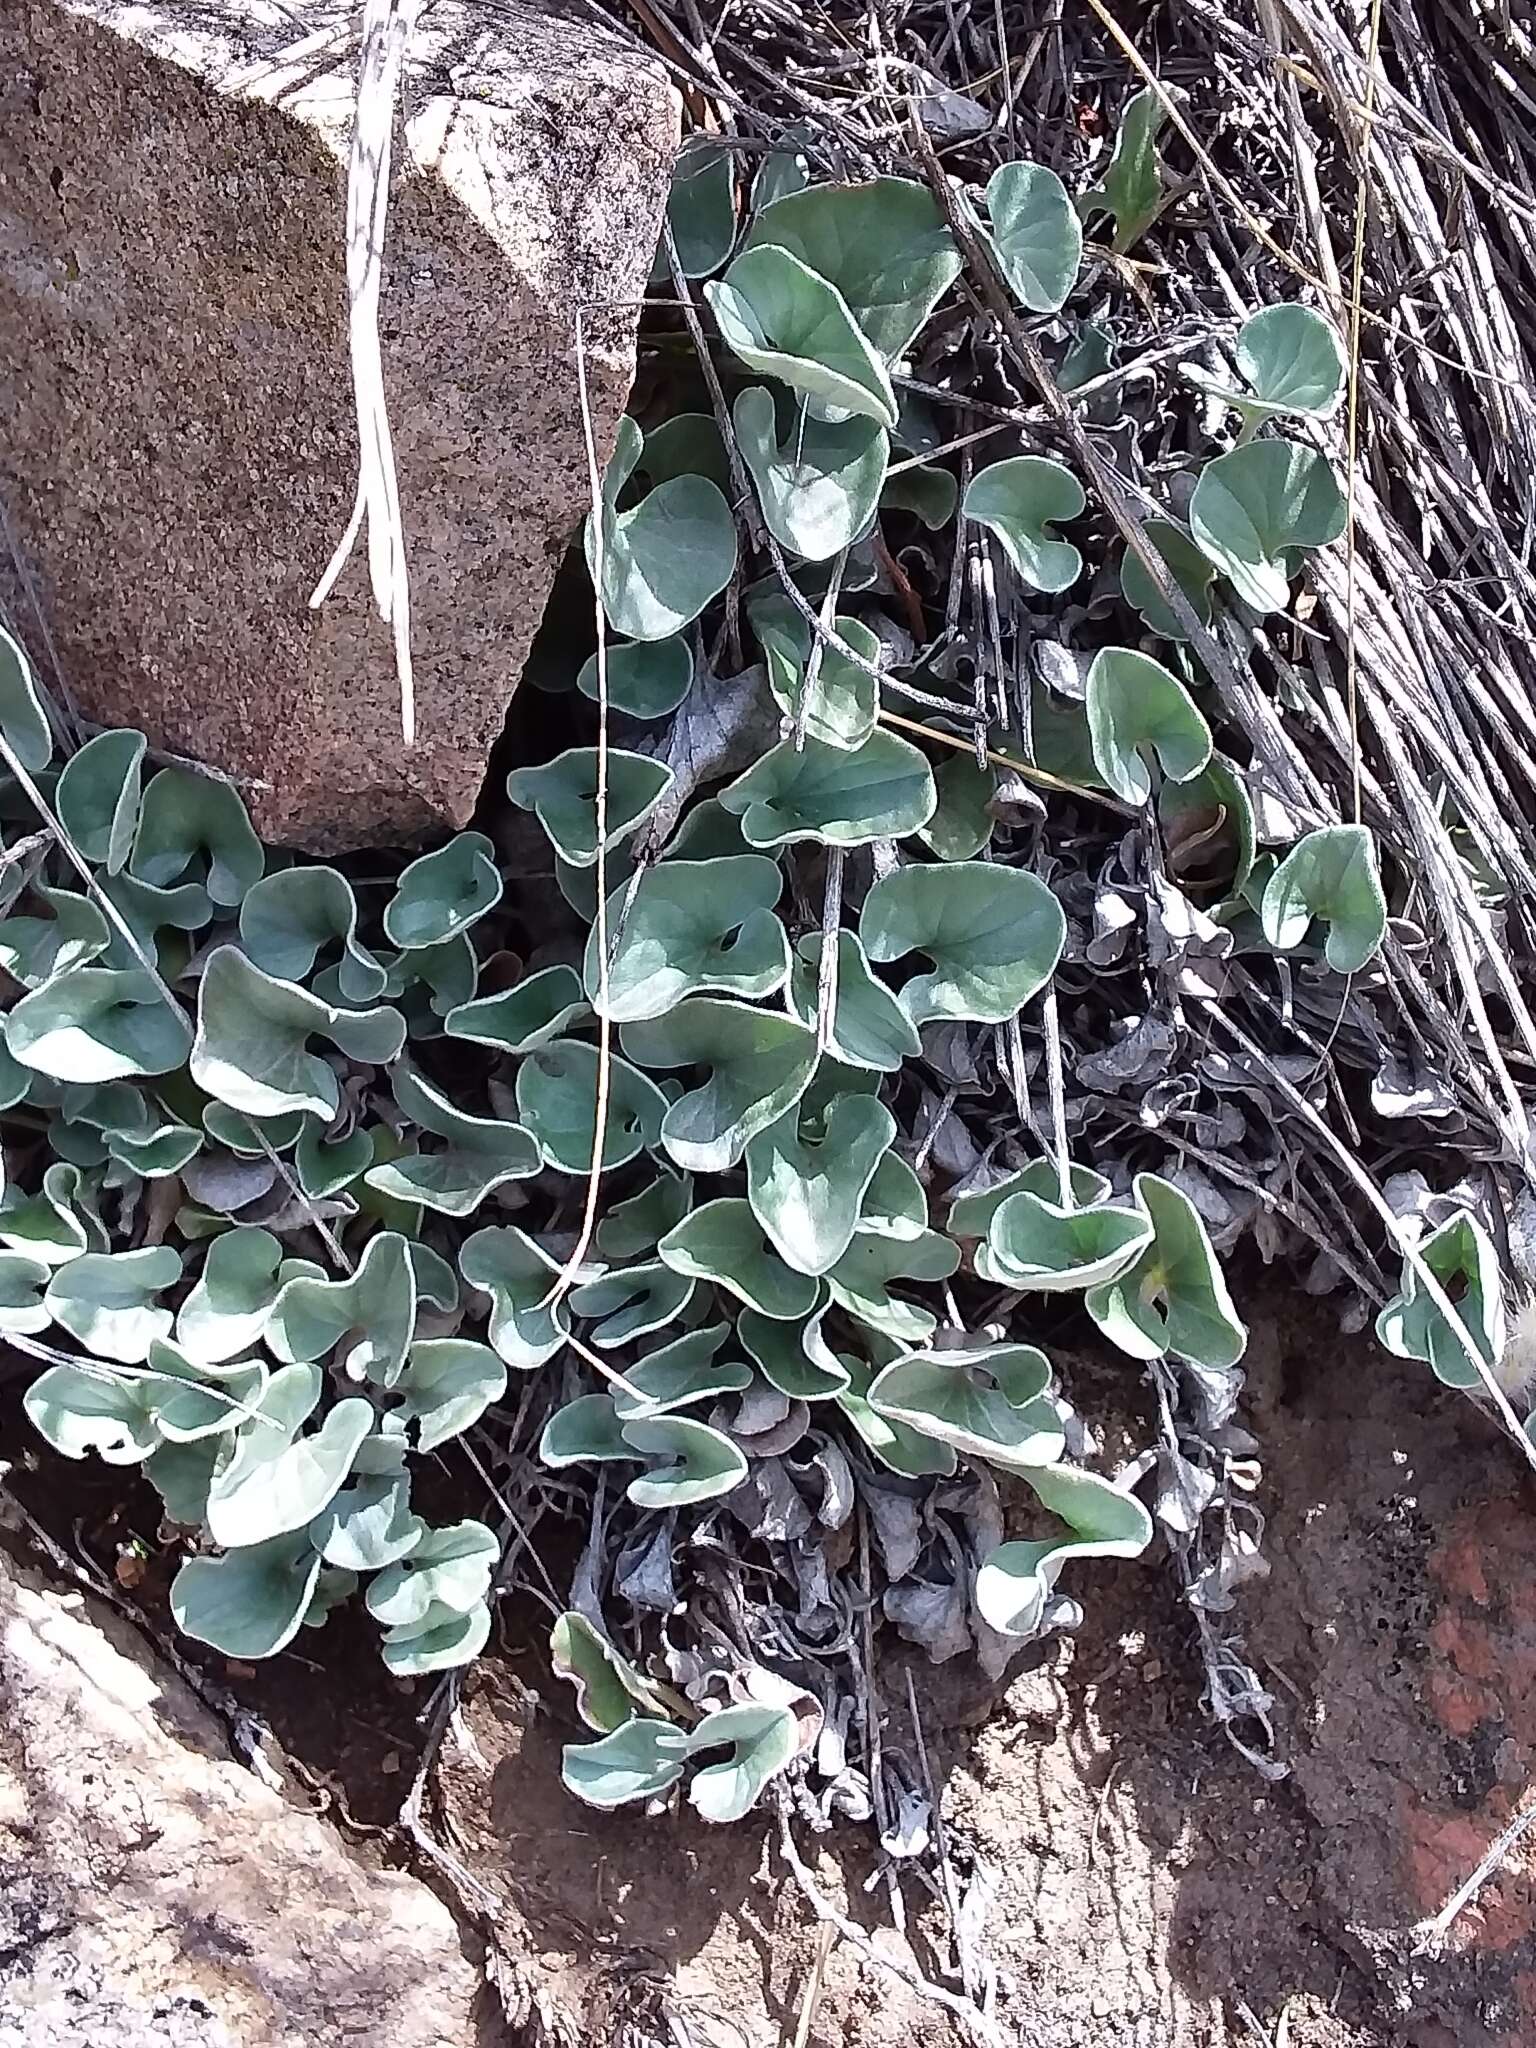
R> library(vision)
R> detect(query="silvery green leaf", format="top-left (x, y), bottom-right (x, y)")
top-left (144, 1340), bottom-right (269, 1443)
top-left (0, 884), bottom-right (109, 987)
top-left (825, 1227), bottom-right (958, 1342)
top-left (687, 1703), bottom-right (802, 1823)
top-left (24, 1358), bottom-right (161, 1463)
top-left (303, 1566), bottom-right (358, 1628)
top-left (205, 1376), bottom-right (373, 1549)
top-left (175, 1226), bottom-right (289, 1363)
top-left (751, 597), bottom-right (881, 752)
top-left (963, 457), bottom-right (1084, 592)
top-left (741, 176), bottom-right (961, 361)
top-left (1189, 440), bottom-right (1346, 614)
top-left (578, 638), bottom-right (694, 721)
top-left (583, 416), bottom-right (738, 642)
top-left (239, 866), bottom-right (387, 999)
top-left (918, 752), bottom-right (995, 861)
top-left (8, 967), bottom-right (191, 1083)
top-left (858, 1151), bottom-right (929, 1238)
top-left (785, 932), bottom-right (919, 1075)
top-left (365, 1061), bottom-right (540, 1215)
top-left (131, 766), bottom-right (263, 907)
top-left (515, 1039), bottom-right (668, 1174)
top-left (56, 727), bottom-right (147, 873)
top-left (880, 461), bottom-right (958, 527)
top-left (551, 1610), bottom-right (674, 1732)
top-left (622, 1413), bottom-right (748, 1508)
top-left (836, 1345), bottom-right (956, 1477)
top-left (977, 1192), bottom-right (1153, 1292)
top-left (584, 855), bottom-right (788, 1023)
top-left (659, 1197), bottom-right (820, 1320)
top-left (868, 1342), bottom-right (1062, 1473)
top-left (719, 730), bottom-right (936, 848)
top-left (620, 997), bottom-right (818, 1172)
top-left (366, 1518), bottom-right (498, 1627)
top-left (45, 1244), bottom-right (181, 1362)
top-left (745, 1091), bottom-right (895, 1275)
top-left (383, 832), bottom-right (502, 950)
top-left (392, 1339), bottom-right (507, 1451)
top-left (507, 742), bottom-right (674, 866)
top-left (1078, 85), bottom-right (1173, 252)
top-left (1119, 519), bottom-right (1217, 640)
top-left (171, 1532), bottom-right (323, 1659)
top-left (739, 1304), bottom-right (848, 1400)
top-left (610, 1325), bottom-right (747, 1419)
top-left (0, 1248), bottom-right (53, 1332)
top-left (1085, 1172), bottom-right (1246, 1368)
top-left (444, 964), bottom-right (590, 1054)
top-left (540, 1392), bottom-right (635, 1467)
top-left (145, 1437), bottom-right (220, 1524)
top-left (752, 125), bottom-right (813, 210)
top-left (734, 385), bottom-right (888, 561)
top-left (976, 1465), bottom-right (1154, 1638)
top-left (202, 1103), bottom-right (306, 1156)
top-left (661, 138), bottom-right (737, 278)
top-left (982, 160), bottom-right (1082, 312)
top-left (380, 933), bottom-right (478, 1020)
top-left (268, 1230), bottom-right (418, 1387)
top-left (190, 946), bottom-right (404, 1120)
top-left (0, 625), bottom-right (56, 772)
top-left (307, 1436), bottom-right (423, 1572)
top-left (98, 871), bottom-right (214, 968)
top-left (596, 1171), bottom-right (693, 1259)
top-left (562, 1715), bottom-right (691, 1809)
top-left (1188, 303), bottom-right (1346, 425)
top-left (1086, 646), bottom-right (1212, 806)
top-left (569, 1260), bottom-right (694, 1347)
top-left (1376, 1210), bottom-right (1503, 1389)
top-left (294, 1121), bottom-right (372, 1199)
top-left (0, 1160), bottom-right (105, 1264)
top-left (860, 862), bottom-right (1065, 1025)
top-left (637, 411), bottom-right (732, 494)
top-left (1260, 824), bottom-right (1386, 973)
top-left (459, 1225), bottom-right (570, 1370)
top-left (379, 1598), bottom-right (492, 1676)
top-left (706, 245), bottom-right (898, 427)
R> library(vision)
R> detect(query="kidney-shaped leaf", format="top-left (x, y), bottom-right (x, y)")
top-left (661, 138), bottom-right (737, 279)
top-left (610, 1325), bottom-right (748, 1419)
top-left (752, 597), bottom-right (881, 752)
top-left (365, 1518), bottom-right (498, 1629)
top-left (515, 1039), bottom-right (668, 1175)
top-left (963, 457), bottom-right (1084, 593)
top-left (720, 730), bottom-right (935, 848)
top-left (0, 885), bottom-right (110, 990)
top-left (562, 1715), bottom-right (691, 1809)
top-left (585, 856), bottom-right (788, 1022)
top-left (787, 930), bottom-right (922, 1072)
top-left (267, 1231), bottom-right (418, 1387)
top-left (978, 1192), bottom-right (1153, 1292)
top-left (622, 1412), bottom-right (749, 1509)
top-left (687, 1703), bottom-right (802, 1824)
top-left (734, 385), bottom-right (888, 562)
top-left (392, 1338), bottom-right (507, 1451)
top-left (131, 767), bottom-right (263, 907)
top-left (659, 1197), bottom-right (820, 1320)
top-left (204, 1371), bottom-right (373, 1549)
top-left (578, 637), bottom-right (694, 721)
top-left (584, 416), bottom-right (738, 642)
top-left (706, 245), bottom-right (898, 428)
top-left (621, 998), bottom-right (818, 1172)
top-left (24, 1358), bottom-right (161, 1464)
top-left (976, 1463), bottom-right (1154, 1638)
top-left (1260, 824), bottom-right (1386, 973)
top-left (444, 964), bottom-right (588, 1055)
top-left (459, 1225), bottom-right (570, 1371)
top-left (861, 862), bottom-right (1065, 1025)
top-left (825, 1227), bottom-right (959, 1342)
top-left (57, 728), bottom-right (146, 875)
top-left (191, 947), bottom-right (404, 1121)
top-left (171, 1531), bottom-right (323, 1659)
top-left (983, 160), bottom-right (1082, 312)
top-left (551, 1610), bottom-right (674, 1732)
top-left (239, 866), bottom-right (386, 1001)
top-left (570, 1260), bottom-right (693, 1348)
top-left (45, 1244), bottom-right (181, 1363)
top-left (383, 833), bottom-right (502, 950)
top-left (1085, 1173), bottom-right (1246, 1368)
top-left (1375, 1210), bottom-right (1503, 1390)
top-left (0, 625), bottom-right (56, 773)
top-left (306, 1434), bottom-right (422, 1572)
top-left (1086, 646), bottom-right (1212, 806)
top-left (867, 1342), bottom-right (1064, 1472)
top-left (1190, 440), bottom-right (1346, 615)
top-left (175, 1226), bottom-right (289, 1364)
top-left (366, 1062), bottom-right (540, 1215)
top-left (1119, 519), bottom-right (1218, 641)
top-left (1190, 303), bottom-right (1346, 425)
top-left (8, 967), bottom-right (190, 1083)
top-left (745, 1091), bottom-right (895, 1276)
top-left (507, 742), bottom-right (674, 867)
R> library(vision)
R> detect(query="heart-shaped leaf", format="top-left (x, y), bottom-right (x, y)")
top-left (392, 1339), bottom-right (507, 1451)
top-left (444, 964), bottom-right (589, 1054)
top-left (540, 1392), bottom-right (635, 1467)
top-left (551, 1611), bottom-right (675, 1732)
top-left (239, 866), bottom-right (386, 1000)
top-left (295, 1121), bottom-right (372, 1199)
top-left (596, 1171), bottom-right (693, 1259)
top-left (741, 177), bottom-right (961, 360)
top-left (56, 728), bottom-right (146, 874)
top-left (1085, 1173), bottom-right (1246, 1368)
top-left (752, 598), bottom-right (881, 751)
top-left (1376, 1211), bottom-right (1503, 1390)
top-left (366, 1519), bottom-right (498, 1627)
top-left (307, 1435), bottom-right (423, 1571)
top-left (825, 1227), bottom-right (959, 1342)
top-left (584, 416), bottom-right (738, 642)
top-left (190, 947), bottom-right (404, 1120)
top-left (786, 931), bottom-right (921, 1072)
top-left (719, 730), bottom-right (936, 848)
top-left (610, 1325), bottom-right (749, 1418)
top-left (507, 743), bottom-right (674, 866)
top-left (880, 461), bottom-right (958, 527)
top-left (687, 1703), bottom-right (803, 1823)
top-left (861, 862), bottom-right (1065, 1025)
top-left (1079, 85), bottom-right (1172, 252)
top-left (1085, 646), bottom-right (1212, 805)
top-left (1119, 519), bottom-right (1217, 640)
top-left (734, 386), bottom-right (888, 561)
top-left (24, 1358), bottom-right (162, 1463)
top-left (0, 625), bottom-right (56, 771)
top-left (365, 1062), bottom-right (540, 1215)
top-left (982, 160), bottom-right (1082, 312)
top-left (585, 855), bottom-right (788, 1022)
top-left (622, 1413), bottom-right (749, 1508)
top-left (661, 138), bottom-right (737, 278)
top-left (918, 752), bottom-right (995, 862)
top-left (8, 967), bottom-right (191, 1083)
top-left (836, 1345), bottom-right (956, 1476)
top-left (175, 1226), bottom-right (290, 1363)
top-left (706, 246), bottom-right (898, 428)
top-left (204, 1374), bottom-right (373, 1549)
top-left (171, 1531), bottom-right (323, 1659)
top-left (1260, 824), bottom-right (1386, 973)
top-left (383, 832), bottom-right (502, 950)
top-left (1189, 440), bottom-right (1346, 614)
top-left (978, 1192), bottom-right (1154, 1291)
top-left (745, 1091), bottom-right (895, 1275)
top-left (0, 1161), bottom-right (105, 1264)
top-left (739, 1305), bottom-right (847, 1400)
top-left (569, 1260), bottom-right (694, 1347)
top-left (976, 1464), bottom-right (1154, 1638)
top-left (578, 637), bottom-right (694, 721)
top-left (0, 884), bottom-right (110, 988)
top-left (621, 998), bottom-right (818, 1172)
top-left (380, 933), bottom-right (478, 1021)
top-left (268, 1231), bottom-right (418, 1387)
top-left (131, 767), bottom-right (263, 907)
top-left (378, 1599), bottom-right (492, 1676)
top-left (515, 1039), bottom-right (668, 1174)
top-left (98, 871), bottom-right (214, 968)
top-left (858, 1151), bottom-right (929, 1238)
top-left (562, 1715), bottom-right (691, 1808)
top-left (45, 1244), bottom-right (181, 1363)
top-left (0, 1249), bottom-right (53, 1334)
top-left (1189, 303), bottom-right (1346, 425)
top-left (963, 457), bottom-right (1085, 593)
top-left (867, 1342), bottom-right (1064, 1472)
top-left (459, 1225), bottom-right (571, 1370)
top-left (143, 1341), bottom-right (269, 1444)
top-left (659, 1198), bottom-right (820, 1320)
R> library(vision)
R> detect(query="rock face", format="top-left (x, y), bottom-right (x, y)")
top-left (0, 1538), bottom-right (482, 2047)
top-left (0, 0), bottom-right (677, 851)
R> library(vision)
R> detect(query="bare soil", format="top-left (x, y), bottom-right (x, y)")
top-left (12, 1284), bottom-right (1536, 2047)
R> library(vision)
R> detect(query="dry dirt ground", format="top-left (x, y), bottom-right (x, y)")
top-left (13, 1283), bottom-right (1536, 2048)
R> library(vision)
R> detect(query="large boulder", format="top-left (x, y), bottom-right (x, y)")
top-left (0, 0), bottom-right (677, 850)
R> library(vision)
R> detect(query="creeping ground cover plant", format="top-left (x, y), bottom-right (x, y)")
top-left (7, 85), bottom-right (1436, 1836)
